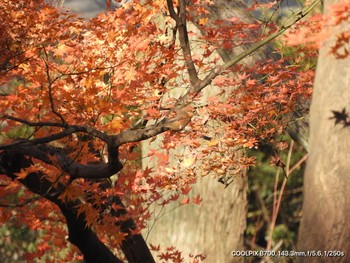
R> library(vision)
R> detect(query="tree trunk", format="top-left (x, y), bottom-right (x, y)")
top-left (297, 1), bottom-right (350, 261)
top-left (142, 1), bottom-right (266, 262)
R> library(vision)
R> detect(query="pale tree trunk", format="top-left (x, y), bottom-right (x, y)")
top-left (297, 0), bottom-right (350, 261)
top-left (142, 1), bottom-right (267, 262)
top-left (143, 172), bottom-right (247, 263)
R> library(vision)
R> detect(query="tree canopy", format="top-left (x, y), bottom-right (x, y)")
top-left (0, 0), bottom-right (329, 262)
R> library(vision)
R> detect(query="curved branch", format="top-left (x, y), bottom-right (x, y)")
top-left (0, 127), bottom-right (78, 150)
top-left (8, 144), bottom-right (122, 179)
top-left (0, 115), bottom-right (112, 150)
top-left (0, 149), bottom-right (154, 263)
top-left (43, 47), bottom-right (66, 124)
top-left (1, 115), bottom-right (67, 128)
top-left (166, 0), bottom-right (179, 22)
top-left (198, 0), bottom-right (322, 94)
top-left (0, 151), bottom-right (123, 263)
top-left (112, 120), bottom-right (170, 146)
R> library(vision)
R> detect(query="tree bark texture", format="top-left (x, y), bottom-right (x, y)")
top-left (298, 0), bottom-right (350, 261)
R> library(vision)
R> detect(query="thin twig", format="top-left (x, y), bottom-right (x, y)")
top-left (286, 140), bottom-right (294, 174)
top-left (0, 116), bottom-right (111, 150)
top-left (1, 115), bottom-right (66, 128)
top-left (42, 47), bottom-right (66, 124)
top-left (267, 167), bottom-right (280, 251)
top-left (266, 141), bottom-right (308, 252)
top-left (288, 153), bottom-right (308, 175)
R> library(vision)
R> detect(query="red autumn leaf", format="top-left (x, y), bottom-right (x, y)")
top-left (180, 198), bottom-right (190, 205)
top-left (192, 194), bottom-right (203, 205)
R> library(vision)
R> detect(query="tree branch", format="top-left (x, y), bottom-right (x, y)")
top-left (198, 0), bottom-right (322, 94)
top-left (0, 150), bottom-right (124, 263)
top-left (0, 115), bottom-right (112, 150)
top-left (6, 144), bottom-right (122, 180)
top-left (0, 127), bottom-right (78, 150)
top-left (0, 149), bottom-right (154, 262)
top-left (1, 114), bottom-right (67, 128)
top-left (166, 0), bottom-right (179, 22)
top-left (43, 47), bottom-right (66, 124)
top-left (112, 120), bottom-right (170, 146)
top-left (167, 0), bottom-right (200, 88)
top-left (157, 0), bottom-right (320, 135)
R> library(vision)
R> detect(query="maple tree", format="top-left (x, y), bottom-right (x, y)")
top-left (0, 0), bottom-right (323, 262)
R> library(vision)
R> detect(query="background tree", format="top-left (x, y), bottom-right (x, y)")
top-left (141, 1), bottom-right (263, 262)
top-left (297, 0), bottom-right (350, 261)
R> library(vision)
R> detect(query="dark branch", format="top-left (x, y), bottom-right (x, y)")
top-left (0, 117), bottom-right (112, 150)
top-left (5, 144), bottom-right (122, 180)
top-left (0, 148), bottom-right (154, 262)
top-left (167, 0), bottom-right (200, 88)
top-left (0, 127), bottom-right (77, 150)
top-left (1, 115), bottom-right (67, 128)
top-left (0, 151), bottom-right (123, 263)
top-left (166, 0), bottom-right (179, 22)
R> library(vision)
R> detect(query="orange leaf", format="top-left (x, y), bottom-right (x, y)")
top-left (192, 194), bottom-right (203, 205)
top-left (180, 198), bottom-right (190, 205)
top-left (199, 17), bottom-right (208, 26)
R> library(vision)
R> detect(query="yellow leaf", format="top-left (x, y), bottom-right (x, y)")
top-left (18, 63), bottom-right (29, 72)
top-left (199, 17), bottom-right (208, 26)
top-left (125, 66), bottom-right (137, 83)
top-left (108, 119), bottom-right (123, 131)
top-left (207, 139), bottom-right (219, 147)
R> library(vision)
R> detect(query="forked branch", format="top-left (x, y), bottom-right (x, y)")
top-left (167, 0), bottom-right (200, 87)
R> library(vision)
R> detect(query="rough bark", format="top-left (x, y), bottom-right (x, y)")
top-left (297, 0), bottom-right (350, 261)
